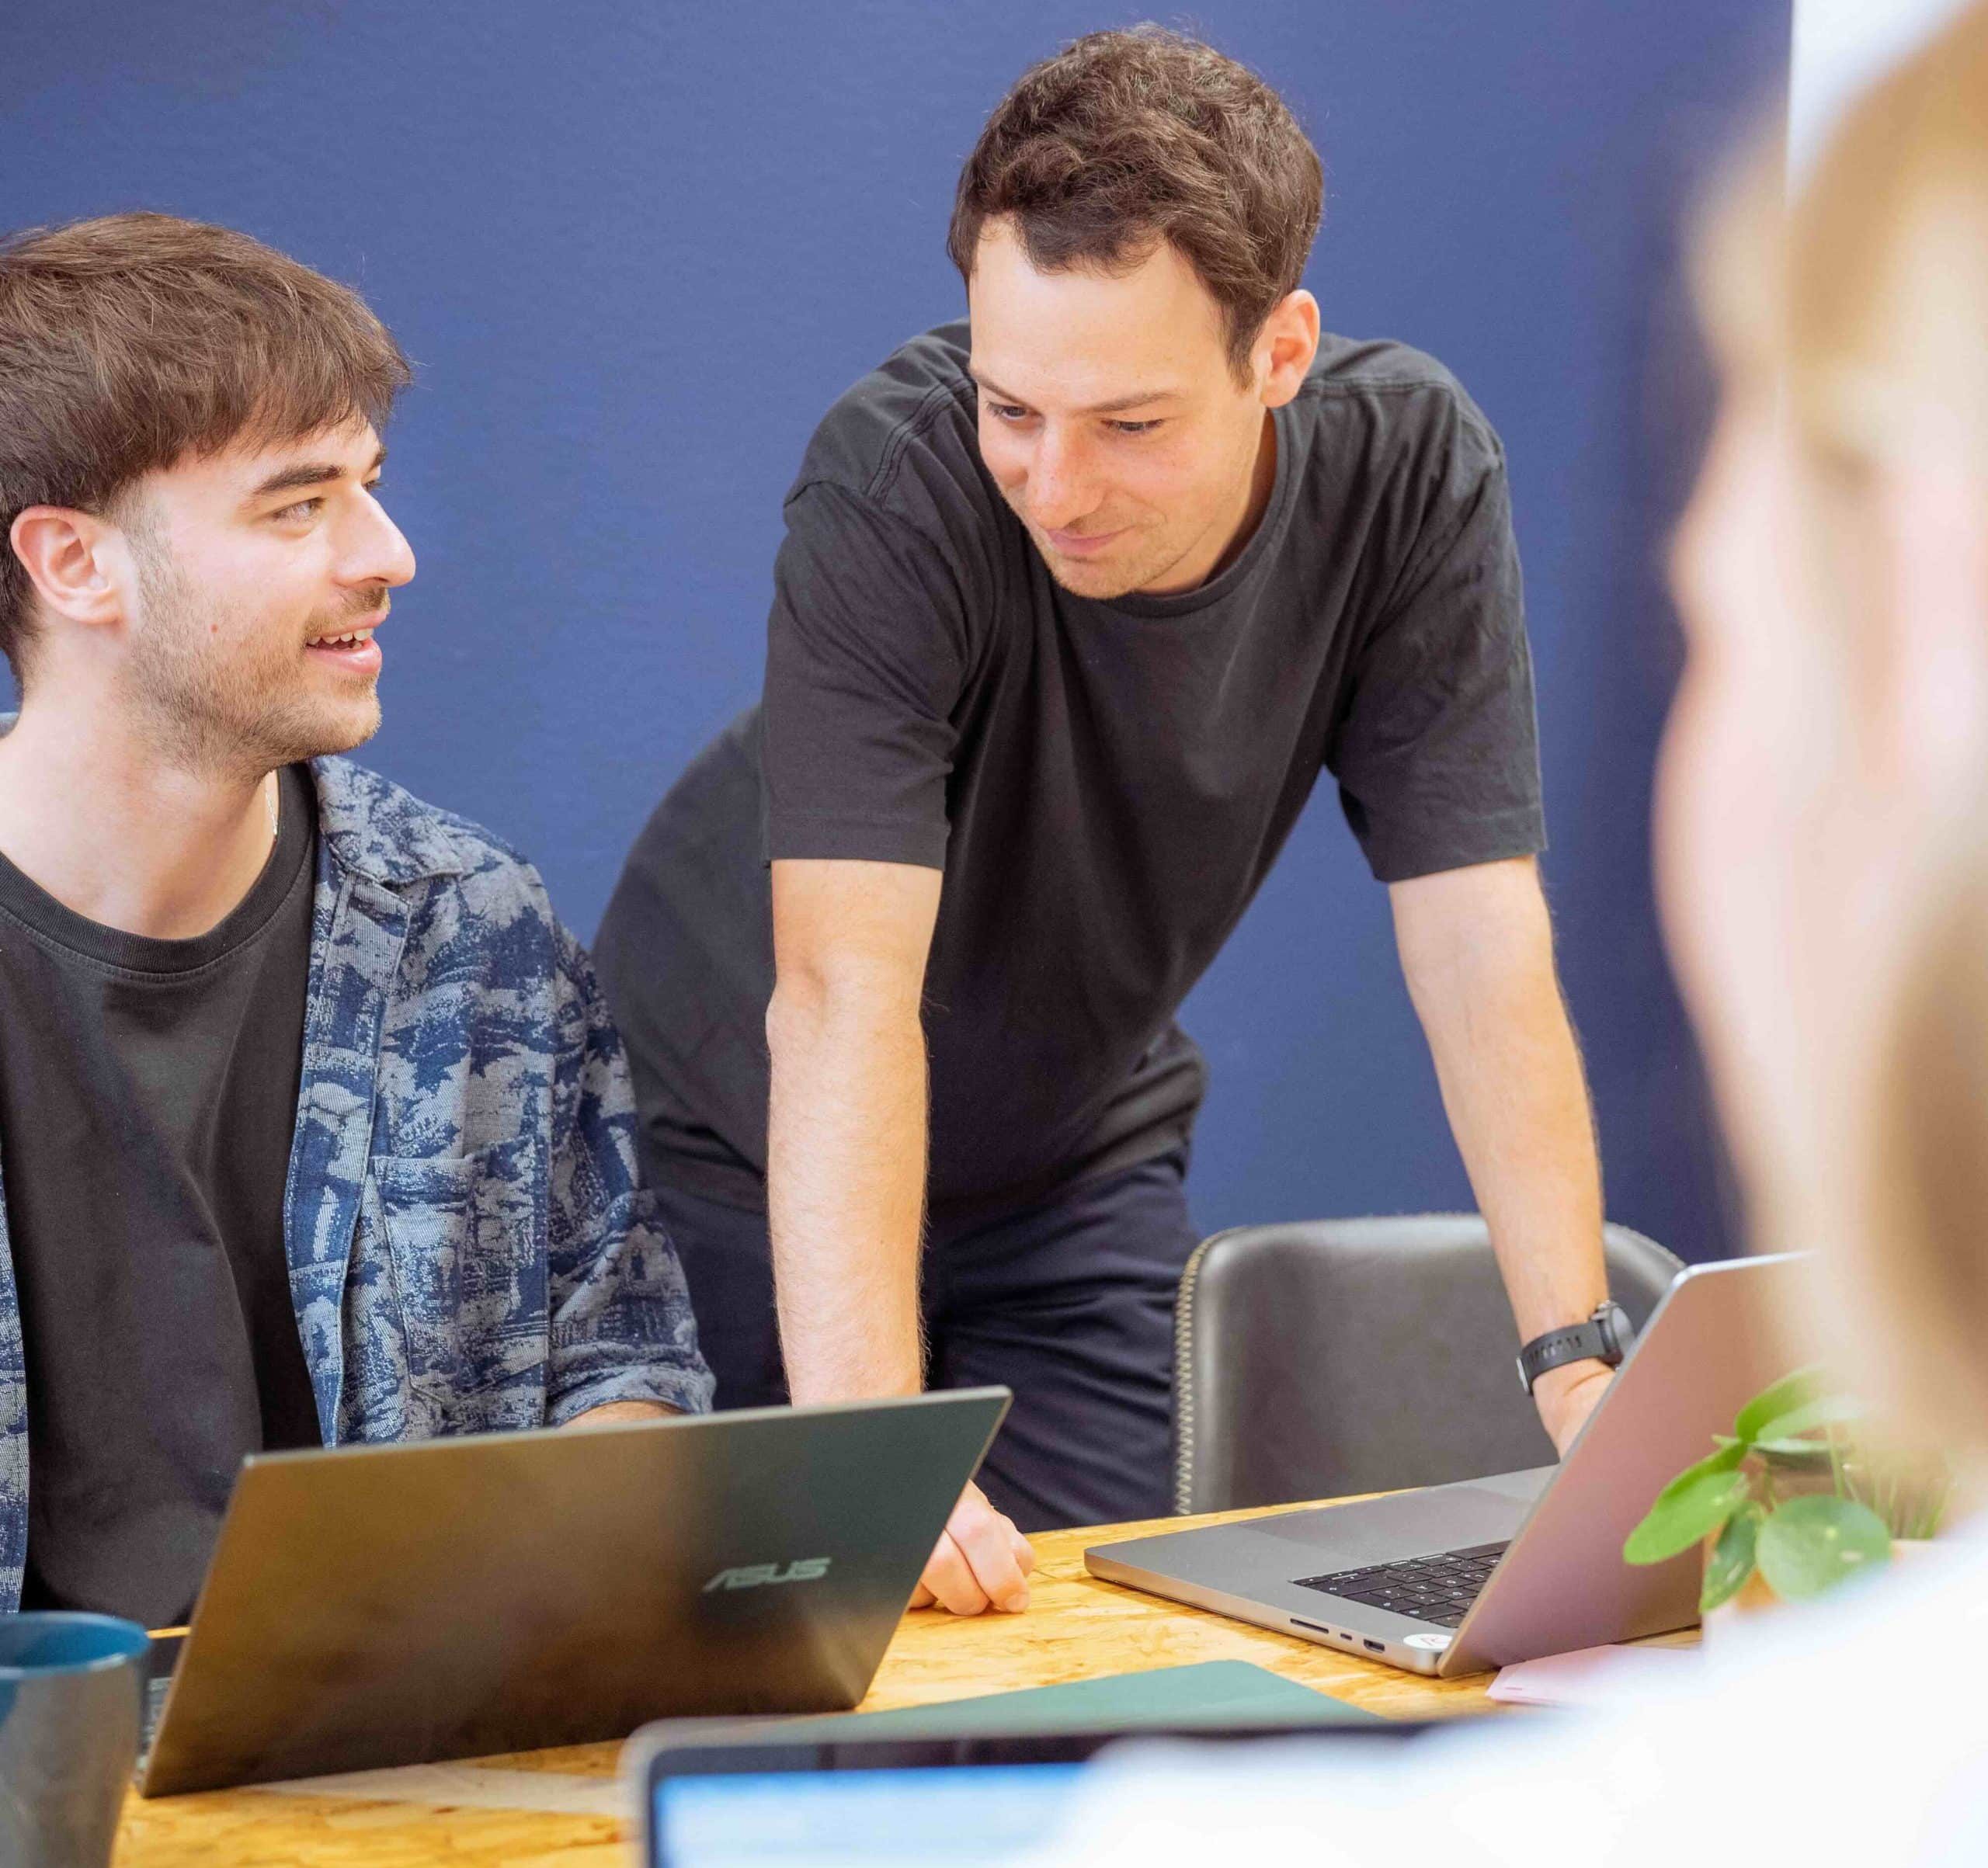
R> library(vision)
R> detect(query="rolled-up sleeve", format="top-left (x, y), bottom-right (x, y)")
top-left (543, 922), bottom-right (714, 1422)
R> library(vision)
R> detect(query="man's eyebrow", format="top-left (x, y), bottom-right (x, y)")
top-left (968, 370), bottom-right (1180, 415)
top-left (247, 446), bottom-right (388, 502)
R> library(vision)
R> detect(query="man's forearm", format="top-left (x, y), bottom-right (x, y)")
top-left (1430, 972), bottom-right (1606, 1345)
top-left (1395, 864), bottom-right (1607, 1358)
top-left (765, 978), bottom-right (928, 1402)
top-left (563, 1400), bottom-right (677, 1427)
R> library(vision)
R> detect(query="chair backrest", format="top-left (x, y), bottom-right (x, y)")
top-left (1173, 1215), bottom-right (1683, 1515)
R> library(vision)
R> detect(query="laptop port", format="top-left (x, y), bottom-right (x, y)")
top-left (1289, 1619), bottom-right (1334, 1637)
top-left (1363, 1639), bottom-right (1385, 1652)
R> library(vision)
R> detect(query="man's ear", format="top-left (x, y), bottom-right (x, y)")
top-left (1255, 288), bottom-right (1320, 409)
top-left (9, 505), bottom-right (137, 632)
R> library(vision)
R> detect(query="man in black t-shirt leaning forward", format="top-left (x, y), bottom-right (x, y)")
top-left (597, 29), bottom-right (1614, 1616)
top-left (0, 214), bottom-right (711, 1628)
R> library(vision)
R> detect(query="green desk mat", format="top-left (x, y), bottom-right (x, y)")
top-left (770, 1660), bottom-right (1377, 1740)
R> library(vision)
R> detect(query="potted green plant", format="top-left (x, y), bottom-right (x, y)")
top-left (1623, 1366), bottom-right (1948, 1619)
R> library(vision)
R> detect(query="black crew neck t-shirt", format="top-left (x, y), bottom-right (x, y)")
top-left (0, 762), bottom-right (322, 1625)
top-left (596, 322), bottom-right (1546, 1217)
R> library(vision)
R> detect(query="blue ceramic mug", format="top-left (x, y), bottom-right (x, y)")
top-left (0, 1613), bottom-right (149, 1868)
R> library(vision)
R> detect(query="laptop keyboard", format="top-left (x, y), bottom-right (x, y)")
top-left (1291, 1540), bottom-right (1510, 1629)
top-left (142, 1674), bottom-right (171, 1752)
top-left (137, 1634), bottom-right (182, 1769)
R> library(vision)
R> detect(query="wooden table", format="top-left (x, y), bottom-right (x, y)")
top-left (113, 1502), bottom-right (1543, 1866)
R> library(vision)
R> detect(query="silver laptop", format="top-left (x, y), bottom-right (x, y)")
top-left (1087, 1255), bottom-right (1806, 1676)
top-left (138, 1388), bottom-right (1008, 1795)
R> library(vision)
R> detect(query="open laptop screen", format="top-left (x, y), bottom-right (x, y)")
top-left (643, 1727), bottom-right (1432, 1868)
top-left (655, 1762), bottom-right (1085, 1868)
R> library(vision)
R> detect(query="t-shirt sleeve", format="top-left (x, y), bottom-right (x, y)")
top-left (1325, 408), bottom-right (1548, 884)
top-left (761, 480), bottom-right (972, 870)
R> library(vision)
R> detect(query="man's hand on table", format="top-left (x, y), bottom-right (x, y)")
top-left (909, 1480), bottom-right (1036, 1615)
top-left (1533, 1359), bottom-right (1612, 1457)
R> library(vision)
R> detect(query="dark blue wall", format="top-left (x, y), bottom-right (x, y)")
top-left (2, 2), bottom-right (1787, 1259)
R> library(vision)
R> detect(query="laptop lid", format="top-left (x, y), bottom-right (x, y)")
top-left (139, 1387), bottom-right (1008, 1797)
top-left (1439, 1252), bottom-right (1811, 1673)
top-left (1084, 1254), bottom-right (1809, 1675)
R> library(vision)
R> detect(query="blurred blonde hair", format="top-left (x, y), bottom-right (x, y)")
top-left (1698, 5), bottom-right (1988, 1458)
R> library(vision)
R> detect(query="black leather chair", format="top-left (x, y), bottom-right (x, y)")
top-left (1171, 1215), bottom-right (1683, 1514)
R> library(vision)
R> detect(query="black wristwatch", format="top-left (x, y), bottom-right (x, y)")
top-left (1517, 1300), bottom-right (1632, 1395)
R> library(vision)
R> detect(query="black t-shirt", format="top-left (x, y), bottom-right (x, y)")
top-left (596, 323), bottom-right (1545, 1216)
top-left (0, 762), bottom-right (322, 1625)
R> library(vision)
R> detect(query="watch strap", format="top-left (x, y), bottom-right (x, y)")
top-left (1517, 1303), bottom-right (1628, 1394)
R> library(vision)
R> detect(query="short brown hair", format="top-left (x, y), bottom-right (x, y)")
top-left (947, 26), bottom-right (1323, 376)
top-left (0, 212), bottom-right (412, 682)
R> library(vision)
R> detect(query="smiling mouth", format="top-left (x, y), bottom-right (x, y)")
top-left (304, 607), bottom-right (388, 670)
top-left (305, 602), bottom-right (388, 658)
top-left (304, 627), bottom-right (379, 666)
top-left (1044, 526), bottom-right (1124, 555)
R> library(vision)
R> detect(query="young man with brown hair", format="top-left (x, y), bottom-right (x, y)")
top-left (598, 28), bottom-right (1611, 1616)
top-left (0, 213), bottom-right (711, 1627)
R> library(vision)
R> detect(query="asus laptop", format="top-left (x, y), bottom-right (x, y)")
top-left (1087, 1254), bottom-right (1806, 1676)
top-left (136, 1387), bottom-right (1008, 1796)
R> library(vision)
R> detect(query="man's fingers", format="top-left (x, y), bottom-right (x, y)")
top-left (947, 1494), bottom-right (1032, 1613)
top-left (919, 1530), bottom-right (993, 1616)
top-left (906, 1483), bottom-right (1035, 1615)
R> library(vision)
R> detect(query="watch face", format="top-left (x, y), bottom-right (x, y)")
top-left (1600, 1302), bottom-right (1632, 1361)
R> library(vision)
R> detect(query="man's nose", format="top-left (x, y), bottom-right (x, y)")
top-left (1026, 428), bottom-right (1100, 532)
top-left (342, 498), bottom-right (416, 591)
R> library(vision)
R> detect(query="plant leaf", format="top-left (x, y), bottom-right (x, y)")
top-left (1701, 1503), bottom-right (1763, 1612)
top-left (1663, 1441), bottom-right (1746, 1489)
top-left (1755, 1495), bottom-right (1892, 1601)
top-left (1625, 1455), bottom-right (1750, 1565)
top-left (1750, 1394), bottom-right (1862, 1442)
top-left (1733, 1366), bottom-right (1829, 1446)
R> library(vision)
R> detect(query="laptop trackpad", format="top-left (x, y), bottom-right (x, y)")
top-left (1244, 1473), bottom-right (1547, 1568)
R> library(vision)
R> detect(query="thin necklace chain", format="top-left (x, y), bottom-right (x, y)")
top-left (264, 770), bottom-right (280, 842)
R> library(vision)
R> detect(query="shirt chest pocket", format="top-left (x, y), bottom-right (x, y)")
top-left (361, 1148), bottom-right (549, 1410)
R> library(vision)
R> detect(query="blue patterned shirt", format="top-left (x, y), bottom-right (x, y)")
top-left (0, 752), bottom-right (714, 1613)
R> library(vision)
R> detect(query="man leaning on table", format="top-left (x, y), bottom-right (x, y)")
top-left (596, 29), bottom-right (1616, 1619)
top-left (0, 213), bottom-right (712, 1630)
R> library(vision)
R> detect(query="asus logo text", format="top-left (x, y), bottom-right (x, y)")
top-left (703, 1558), bottom-right (832, 1592)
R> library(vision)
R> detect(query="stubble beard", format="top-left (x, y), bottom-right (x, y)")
top-left (123, 536), bottom-right (382, 784)
top-left (1010, 496), bottom-right (1172, 601)
top-left (1029, 519), bottom-right (1202, 602)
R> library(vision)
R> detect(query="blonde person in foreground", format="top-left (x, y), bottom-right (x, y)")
top-left (1028, 9), bottom-right (1988, 1865)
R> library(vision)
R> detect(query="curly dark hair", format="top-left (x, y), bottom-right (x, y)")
top-left (947, 26), bottom-right (1323, 377)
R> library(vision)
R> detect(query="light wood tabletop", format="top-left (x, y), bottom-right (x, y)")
top-left (112, 1499), bottom-right (1567, 1867)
